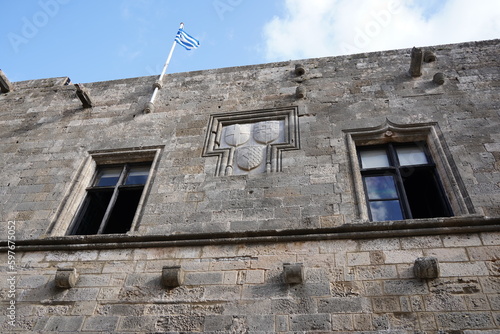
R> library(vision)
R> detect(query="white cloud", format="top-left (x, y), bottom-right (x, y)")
top-left (262, 0), bottom-right (500, 61)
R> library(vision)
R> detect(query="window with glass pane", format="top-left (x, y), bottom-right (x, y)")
top-left (358, 142), bottom-right (452, 221)
top-left (69, 163), bottom-right (151, 235)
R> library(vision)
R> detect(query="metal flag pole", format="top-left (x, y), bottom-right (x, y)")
top-left (144, 22), bottom-right (184, 113)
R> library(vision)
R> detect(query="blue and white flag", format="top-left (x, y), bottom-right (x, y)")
top-left (175, 28), bottom-right (200, 50)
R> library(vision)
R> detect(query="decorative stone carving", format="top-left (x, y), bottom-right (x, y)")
top-left (224, 124), bottom-right (251, 147)
top-left (253, 121), bottom-right (280, 144)
top-left (203, 107), bottom-right (300, 176)
top-left (55, 268), bottom-right (78, 289)
top-left (236, 146), bottom-right (264, 171)
top-left (414, 257), bottom-right (440, 279)
top-left (283, 263), bottom-right (304, 284)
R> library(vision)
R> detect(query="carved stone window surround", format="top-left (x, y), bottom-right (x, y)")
top-left (344, 119), bottom-right (475, 221)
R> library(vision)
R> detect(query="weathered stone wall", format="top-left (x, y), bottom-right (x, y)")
top-left (6, 235), bottom-right (500, 332)
top-left (0, 39), bottom-right (499, 333)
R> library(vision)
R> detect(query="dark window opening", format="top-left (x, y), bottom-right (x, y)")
top-left (403, 168), bottom-right (450, 219)
top-left (69, 163), bottom-right (151, 235)
top-left (103, 187), bottom-right (144, 234)
top-left (358, 143), bottom-right (452, 221)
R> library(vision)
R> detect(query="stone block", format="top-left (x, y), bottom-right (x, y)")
top-left (77, 274), bottom-right (111, 287)
top-left (242, 283), bottom-right (288, 300)
top-left (317, 297), bottom-right (366, 313)
top-left (118, 316), bottom-right (157, 332)
top-left (465, 294), bottom-right (491, 311)
top-left (440, 262), bottom-right (489, 277)
top-left (183, 271), bottom-right (224, 285)
top-left (424, 247), bottom-right (469, 262)
top-left (442, 234), bottom-right (482, 247)
top-left (356, 265), bottom-right (398, 280)
top-left (156, 315), bottom-right (204, 332)
top-left (37, 316), bottom-right (84, 332)
top-left (384, 279), bottom-right (429, 295)
top-left (243, 269), bottom-right (265, 284)
top-left (480, 232), bottom-right (500, 245)
top-left (385, 250), bottom-right (424, 264)
top-left (82, 316), bottom-right (119, 332)
top-left (289, 313), bottom-right (331, 331)
top-left (347, 252), bottom-right (371, 266)
top-left (467, 246), bottom-right (500, 261)
top-left (372, 296), bottom-right (401, 312)
top-left (435, 312), bottom-right (494, 330)
top-left (203, 285), bottom-right (242, 300)
top-left (424, 294), bottom-right (467, 311)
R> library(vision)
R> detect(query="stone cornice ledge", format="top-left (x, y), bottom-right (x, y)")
top-left (2, 216), bottom-right (499, 252)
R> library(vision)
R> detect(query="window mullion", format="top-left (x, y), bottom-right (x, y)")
top-left (389, 145), bottom-right (413, 219)
top-left (97, 165), bottom-right (128, 234)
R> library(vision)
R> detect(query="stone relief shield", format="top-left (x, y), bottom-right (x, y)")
top-left (253, 121), bottom-right (280, 144)
top-left (236, 146), bottom-right (264, 171)
top-left (224, 124), bottom-right (251, 147)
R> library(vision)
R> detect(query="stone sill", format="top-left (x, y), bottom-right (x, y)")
top-left (2, 215), bottom-right (498, 252)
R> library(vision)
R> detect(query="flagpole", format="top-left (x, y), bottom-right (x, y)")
top-left (144, 22), bottom-right (184, 113)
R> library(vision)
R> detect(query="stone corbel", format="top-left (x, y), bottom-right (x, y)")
top-left (295, 64), bottom-right (306, 76)
top-left (162, 265), bottom-right (183, 288)
top-left (0, 69), bottom-right (13, 93)
top-left (414, 257), bottom-right (440, 279)
top-left (55, 268), bottom-right (78, 289)
top-left (75, 84), bottom-right (93, 108)
top-left (283, 263), bottom-right (304, 284)
top-left (409, 47), bottom-right (423, 77)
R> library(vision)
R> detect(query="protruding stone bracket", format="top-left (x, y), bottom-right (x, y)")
top-left (423, 50), bottom-right (436, 63)
top-left (283, 263), bottom-right (304, 284)
top-left (414, 257), bottom-right (440, 279)
top-left (296, 86), bottom-right (306, 99)
top-left (144, 102), bottom-right (155, 114)
top-left (74, 83), bottom-right (93, 108)
top-left (409, 47), bottom-right (423, 77)
top-left (162, 265), bottom-right (183, 288)
top-left (55, 268), bottom-right (78, 289)
top-left (433, 72), bottom-right (445, 85)
top-left (0, 69), bottom-right (14, 93)
top-left (295, 64), bottom-right (306, 76)
top-left (153, 80), bottom-right (163, 90)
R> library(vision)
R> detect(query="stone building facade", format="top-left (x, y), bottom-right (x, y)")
top-left (0, 39), bottom-right (499, 333)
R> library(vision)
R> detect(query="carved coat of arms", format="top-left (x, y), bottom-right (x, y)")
top-left (236, 146), bottom-right (264, 171)
top-left (224, 124), bottom-right (251, 147)
top-left (253, 121), bottom-right (280, 144)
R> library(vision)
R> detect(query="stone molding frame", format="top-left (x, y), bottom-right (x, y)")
top-left (202, 106), bottom-right (300, 176)
top-left (343, 119), bottom-right (475, 221)
top-left (46, 146), bottom-right (164, 237)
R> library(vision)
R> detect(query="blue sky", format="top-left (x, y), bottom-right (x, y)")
top-left (1, 0), bottom-right (499, 84)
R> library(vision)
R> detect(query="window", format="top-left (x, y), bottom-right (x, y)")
top-left (69, 163), bottom-right (151, 235)
top-left (358, 142), bottom-right (452, 221)
top-left (344, 120), bottom-right (474, 222)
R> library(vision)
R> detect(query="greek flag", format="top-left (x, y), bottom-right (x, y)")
top-left (175, 28), bottom-right (200, 50)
